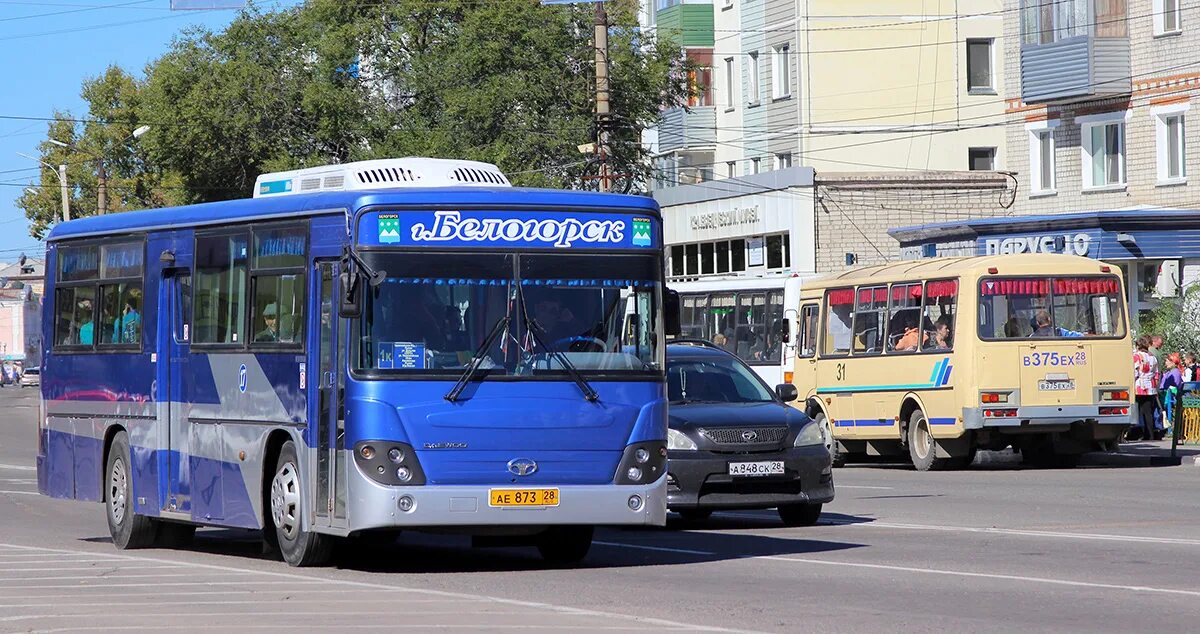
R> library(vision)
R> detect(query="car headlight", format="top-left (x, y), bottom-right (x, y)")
top-left (667, 428), bottom-right (698, 451)
top-left (794, 421), bottom-right (824, 447)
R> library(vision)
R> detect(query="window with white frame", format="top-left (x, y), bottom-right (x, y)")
top-left (1154, 104), bottom-right (1188, 183)
top-left (1080, 113), bottom-right (1128, 189)
top-left (747, 52), bottom-right (760, 105)
top-left (1154, 0), bottom-right (1182, 35)
top-left (968, 147), bottom-right (996, 170)
top-left (1027, 120), bottom-right (1058, 194)
top-left (772, 44), bottom-right (791, 98)
top-left (724, 57), bottom-right (736, 111)
top-left (966, 39), bottom-right (994, 94)
top-left (775, 153), bottom-right (792, 169)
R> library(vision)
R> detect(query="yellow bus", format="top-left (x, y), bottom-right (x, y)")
top-left (788, 255), bottom-right (1132, 470)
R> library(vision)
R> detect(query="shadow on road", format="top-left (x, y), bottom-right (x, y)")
top-left (78, 511), bottom-right (872, 574)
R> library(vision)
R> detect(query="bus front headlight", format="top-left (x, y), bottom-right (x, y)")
top-left (794, 422), bottom-right (824, 447)
top-left (667, 429), bottom-right (697, 451)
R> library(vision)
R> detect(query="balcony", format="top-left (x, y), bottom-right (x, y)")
top-left (657, 106), bottom-right (716, 153)
top-left (1019, 0), bottom-right (1130, 103)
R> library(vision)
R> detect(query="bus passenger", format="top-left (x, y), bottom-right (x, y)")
top-left (927, 316), bottom-right (952, 350)
top-left (255, 303), bottom-right (280, 342)
top-left (78, 299), bottom-right (95, 345)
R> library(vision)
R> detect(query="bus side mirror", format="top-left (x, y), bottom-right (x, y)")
top-left (778, 318), bottom-right (791, 344)
top-left (339, 265), bottom-right (362, 318)
top-left (664, 288), bottom-right (681, 337)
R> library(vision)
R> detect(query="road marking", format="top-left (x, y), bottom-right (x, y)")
top-left (0, 464), bottom-right (34, 471)
top-left (596, 541), bottom-right (1200, 598)
top-left (824, 518), bottom-right (1200, 547)
top-left (0, 542), bottom-right (763, 634)
top-left (594, 541), bottom-right (711, 555)
top-left (0, 490), bottom-right (37, 496)
top-left (0, 572), bottom-right (251, 583)
top-left (834, 485), bottom-right (893, 490)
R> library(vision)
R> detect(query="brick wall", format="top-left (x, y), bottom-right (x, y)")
top-left (814, 171), bottom-right (1013, 272)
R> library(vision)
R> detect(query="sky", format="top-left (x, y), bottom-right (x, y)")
top-left (0, 1), bottom-right (284, 264)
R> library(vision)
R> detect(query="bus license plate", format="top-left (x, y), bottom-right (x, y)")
top-left (728, 461), bottom-right (785, 477)
top-left (1038, 380), bottom-right (1075, 391)
top-left (488, 488), bottom-right (560, 507)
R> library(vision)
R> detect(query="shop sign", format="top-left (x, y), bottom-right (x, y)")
top-left (983, 233), bottom-right (1092, 257)
top-left (689, 205), bottom-right (760, 231)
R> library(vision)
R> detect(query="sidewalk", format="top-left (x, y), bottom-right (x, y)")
top-left (1079, 439), bottom-right (1200, 468)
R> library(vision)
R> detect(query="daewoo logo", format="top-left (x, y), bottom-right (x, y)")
top-left (507, 458), bottom-right (538, 477)
top-left (410, 211), bottom-right (626, 248)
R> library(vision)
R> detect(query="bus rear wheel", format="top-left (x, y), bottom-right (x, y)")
top-left (270, 440), bottom-right (333, 567)
top-left (105, 431), bottom-right (158, 549)
top-left (536, 526), bottom-right (593, 564)
top-left (907, 409), bottom-right (956, 472)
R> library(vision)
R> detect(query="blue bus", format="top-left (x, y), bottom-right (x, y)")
top-left (38, 158), bottom-right (674, 565)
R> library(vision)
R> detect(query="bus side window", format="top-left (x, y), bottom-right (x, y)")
top-left (799, 304), bottom-right (818, 358)
top-left (923, 280), bottom-right (958, 350)
top-left (823, 288), bottom-right (853, 355)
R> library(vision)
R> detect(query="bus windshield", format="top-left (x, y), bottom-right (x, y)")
top-left (356, 252), bottom-right (662, 376)
top-left (977, 276), bottom-right (1125, 339)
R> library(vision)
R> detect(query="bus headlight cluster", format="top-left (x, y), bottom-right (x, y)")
top-left (615, 441), bottom-right (667, 485)
top-left (354, 441), bottom-right (425, 486)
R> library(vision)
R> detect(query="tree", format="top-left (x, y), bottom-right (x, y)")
top-left (19, 0), bottom-right (688, 235)
top-left (1141, 284), bottom-right (1200, 354)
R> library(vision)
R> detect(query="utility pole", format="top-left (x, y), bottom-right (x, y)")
top-left (58, 164), bottom-right (70, 222)
top-left (97, 159), bottom-right (108, 215)
top-left (594, 1), bottom-right (611, 193)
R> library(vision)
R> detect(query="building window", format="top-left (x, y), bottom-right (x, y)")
top-left (1021, 0), bottom-right (1127, 44)
top-left (684, 243), bottom-right (698, 276)
top-left (731, 238), bottom-right (746, 271)
top-left (966, 39), bottom-right (994, 94)
top-left (1081, 116), bottom-right (1127, 189)
top-left (775, 153), bottom-right (792, 169)
top-left (1155, 0), bottom-right (1182, 35)
top-left (724, 57), bottom-right (736, 111)
top-left (700, 242), bottom-right (715, 275)
top-left (715, 241), bottom-right (730, 274)
top-left (772, 44), bottom-right (791, 98)
top-left (670, 245), bottom-right (684, 277)
top-left (726, 161), bottom-right (736, 178)
top-left (1155, 106), bottom-right (1188, 183)
top-left (1029, 123), bottom-right (1057, 193)
top-left (747, 52), bottom-right (760, 105)
top-left (688, 65), bottom-right (713, 107)
top-left (751, 157), bottom-right (761, 174)
top-left (968, 147), bottom-right (996, 171)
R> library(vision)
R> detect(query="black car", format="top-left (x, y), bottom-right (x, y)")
top-left (665, 341), bottom-right (834, 526)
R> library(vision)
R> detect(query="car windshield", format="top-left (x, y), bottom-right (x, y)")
top-left (667, 355), bottom-right (775, 403)
top-left (977, 276), bottom-right (1125, 339)
top-left (355, 252), bottom-right (662, 376)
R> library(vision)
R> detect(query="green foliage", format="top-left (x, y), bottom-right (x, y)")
top-left (19, 0), bottom-right (688, 238)
top-left (1139, 284), bottom-right (1200, 354)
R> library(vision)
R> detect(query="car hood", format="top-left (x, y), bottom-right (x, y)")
top-left (668, 401), bottom-right (811, 430)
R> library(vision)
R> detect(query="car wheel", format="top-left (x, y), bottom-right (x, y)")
top-left (270, 440), bottom-right (333, 567)
top-left (778, 503), bottom-right (822, 527)
top-left (536, 526), bottom-right (593, 564)
top-left (106, 431), bottom-right (158, 549)
top-left (677, 509), bottom-right (713, 522)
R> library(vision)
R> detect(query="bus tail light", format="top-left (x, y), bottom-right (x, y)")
top-left (1100, 389), bottom-right (1129, 402)
top-left (783, 371), bottom-right (793, 384)
top-left (983, 408), bottom-right (1018, 418)
top-left (1100, 406), bottom-right (1130, 416)
top-left (981, 391), bottom-right (1012, 404)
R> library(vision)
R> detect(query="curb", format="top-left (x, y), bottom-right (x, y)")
top-left (1079, 452), bottom-right (1199, 468)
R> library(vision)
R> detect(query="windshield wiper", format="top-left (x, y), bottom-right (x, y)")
top-left (444, 308), bottom-right (513, 403)
top-left (517, 286), bottom-right (599, 402)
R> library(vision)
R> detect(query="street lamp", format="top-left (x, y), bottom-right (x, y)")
top-left (49, 125), bottom-right (150, 216)
top-left (16, 152), bottom-right (70, 222)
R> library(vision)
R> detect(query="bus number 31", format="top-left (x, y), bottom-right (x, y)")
top-left (835, 363), bottom-right (846, 381)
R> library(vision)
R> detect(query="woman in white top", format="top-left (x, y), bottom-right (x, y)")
top-left (1133, 335), bottom-right (1159, 441)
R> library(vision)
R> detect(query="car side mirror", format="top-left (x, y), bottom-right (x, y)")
top-left (775, 383), bottom-right (798, 402)
top-left (664, 288), bottom-right (681, 337)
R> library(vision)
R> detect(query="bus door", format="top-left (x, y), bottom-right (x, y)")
top-left (796, 303), bottom-right (820, 393)
top-left (159, 267), bottom-right (192, 514)
top-left (310, 260), bottom-right (346, 528)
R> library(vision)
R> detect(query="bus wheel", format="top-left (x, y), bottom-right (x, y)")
top-left (270, 440), bottom-right (333, 567)
top-left (907, 409), bottom-right (949, 472)
top-left (105, 431), bottom-right (158, 549)
top-left (536, 526), bottom-right (593, 564)
top-left (814, 412), bottom-right (844, 468)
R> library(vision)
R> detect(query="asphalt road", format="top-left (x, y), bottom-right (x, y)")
top-left (1, 386), bottom-right (1198, 633)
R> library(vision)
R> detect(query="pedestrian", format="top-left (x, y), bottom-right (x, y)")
top-left (1160, 352), bottom-right (1183, 440)
top-left (1183, 351), bottom-right (1197, 383)
top-left (1133, 336), bottom-right (1160, 442)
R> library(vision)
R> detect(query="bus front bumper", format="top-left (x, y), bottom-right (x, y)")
top-left (963, 405), bottom-right (1132, 432)
top-left (345, 471), bottom-right (667, 530)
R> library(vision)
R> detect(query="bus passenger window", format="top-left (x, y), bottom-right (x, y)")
top-left (799, 304), bottom-right (818, 358)
top-left (252, 274), bottom-right (304, 344)
top-left (852, 287), bottom-right (887, 354)
top-left (886, 283), bottom-right (923, 352)
top-left (923, 280), bottom-right (958, 349)
top-left (55, 286), bottom-right (97, 347)
top-left (194, 233), bottom-right (248, 345)
top-left (99, 283), bottom-right (142, 346)
top-left (823, 288), bottom-right (854, 354)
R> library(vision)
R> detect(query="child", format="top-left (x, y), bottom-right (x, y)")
top-left (1183, 352), bottom-right (1198, 383)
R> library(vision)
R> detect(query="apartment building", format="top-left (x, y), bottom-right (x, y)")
top-left (893, 1), bottom-right (1200, 323)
